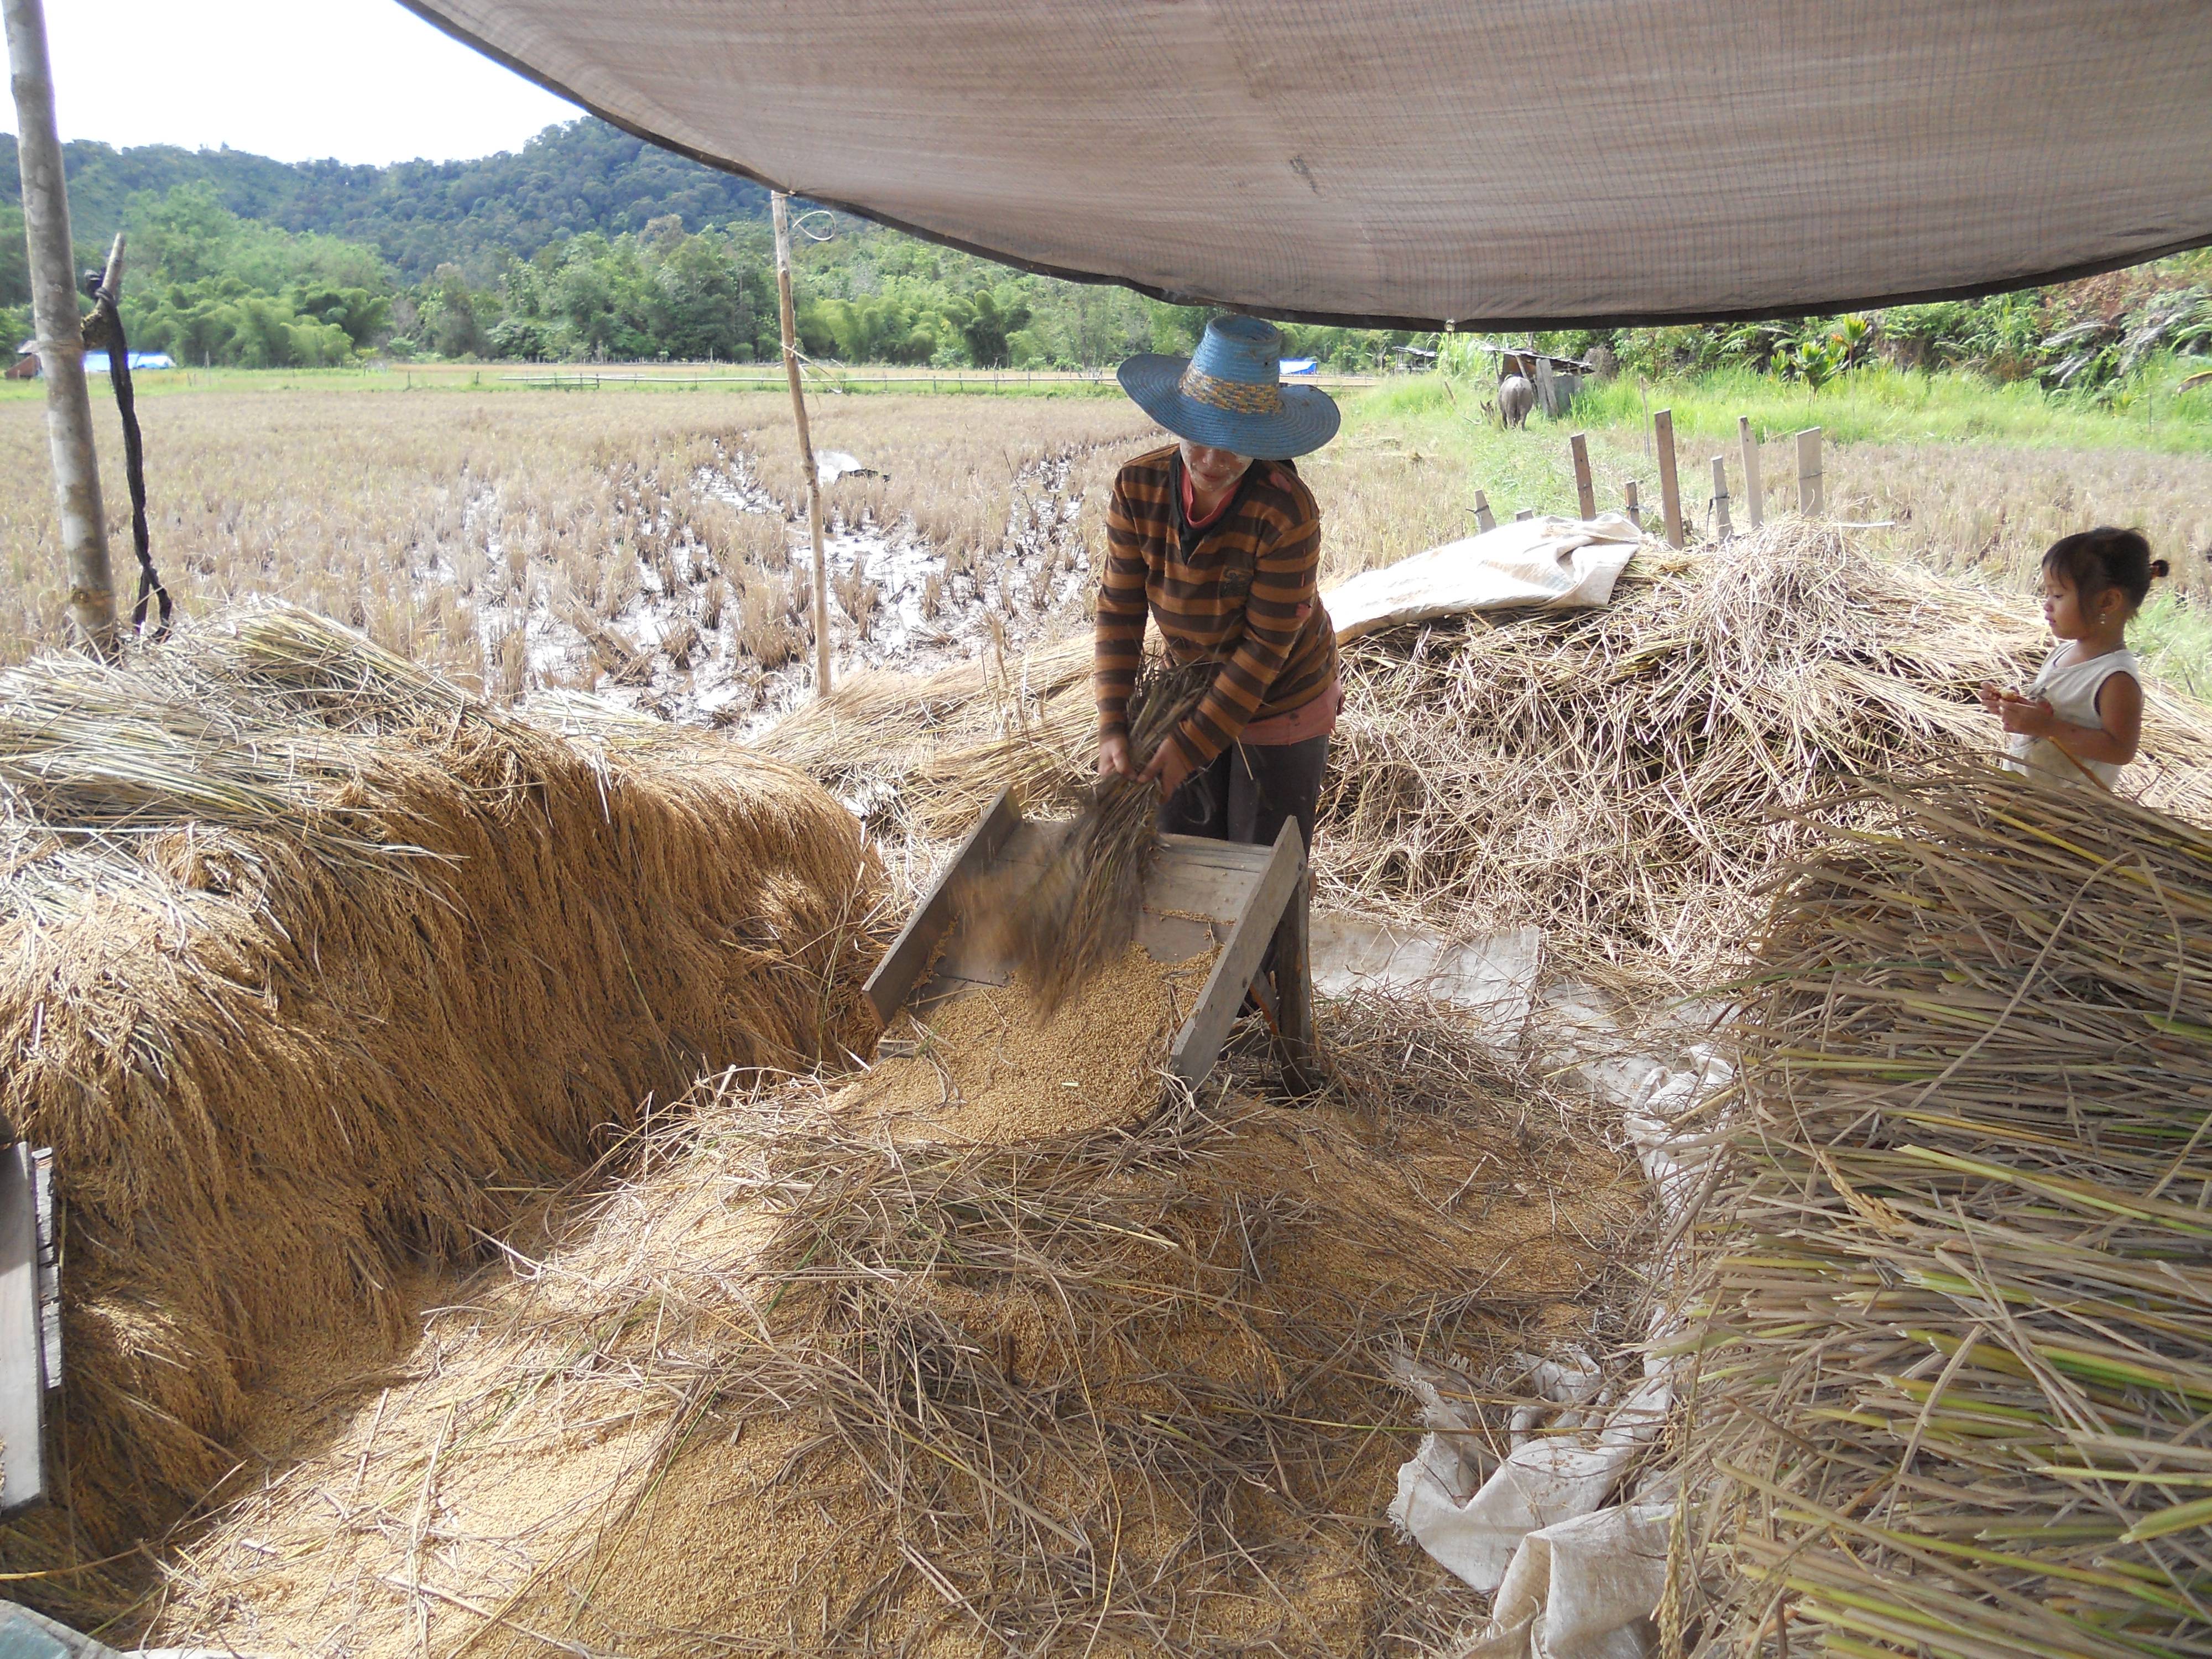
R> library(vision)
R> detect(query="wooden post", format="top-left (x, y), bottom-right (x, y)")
top-left (772, 191), bottom-right (832, 696)
top-left (1653, 408), bottom-right (1684, 549)
top-left (1533, 356), bottom-right (1559, 420)
top-left (1514, 507), bottom-right (1535, 522)
top-left (1795, 426), bottom-right (1823, 518)
top-left (5, 0), bottom-right (116, 658)
top-left (1473, 489), bottom-right (1496, 533)
top-left (1711, 456), bottom-right (1732, 540)
top-left (1569, 432), bottom-right (1595, 519)
top-left (1738, 414), bottom-right (1765, 528)
top-left (1624, 479), bottom-right (1641, 530)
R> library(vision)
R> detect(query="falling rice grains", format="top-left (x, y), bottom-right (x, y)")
top-left (855, 941), bottom-right (1216, 1142)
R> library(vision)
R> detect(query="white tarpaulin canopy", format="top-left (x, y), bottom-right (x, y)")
top-left (400, 1), bottom-right (2212, 329)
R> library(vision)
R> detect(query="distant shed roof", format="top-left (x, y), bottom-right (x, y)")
top-left (402, 1), bottom-right (2212, 330)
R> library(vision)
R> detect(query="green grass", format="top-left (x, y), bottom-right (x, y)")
top-left (1569, 356), bottom-right (2212, 456)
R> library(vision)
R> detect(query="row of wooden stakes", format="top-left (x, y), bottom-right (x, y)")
top-left (1472, 414), bottom-right (1825, 545)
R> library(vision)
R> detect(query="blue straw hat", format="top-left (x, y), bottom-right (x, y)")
top-left (1117, 315), bottom-right (1340, 460)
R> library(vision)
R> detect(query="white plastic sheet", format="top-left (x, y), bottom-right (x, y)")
top-left (1456, 1506), bottom-right (1673, 1659)
top-left (1324, 515), bottom-right (1642, 644)
top-left (1391, 1003), bottom-right (1732, 1657)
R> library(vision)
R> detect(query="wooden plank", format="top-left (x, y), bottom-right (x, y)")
top-left (1738, 414), bottom-right (1765, 528)
top-left (1796, 426), bottom-right (1823, 518)
top-left (0, 1142), bottom-right (44, 1515)
top-left (1168, 820), bottom-right (1305, 1088)
top-left (1271, 869), bottom-right (1317, 1094)
top-left (1533, 356), bottom-right (1559, 420)
top-left (1623, 479), bottom-right (1641, 531)
top-left (1473, 489), bottom-right (1496, 533)
top-left (1514, 507), bottom-right (1534, 523)
top-left (1711, 455), bottom-right (1732, 541)
top-left (1569, 432), bottom-right (1595, 520)
top-left (864, 785), bottom-right (1020, 1024)
top-left (1653, 408), bottom-right (1684, 549)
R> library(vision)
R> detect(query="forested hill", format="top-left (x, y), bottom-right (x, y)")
top-left (0, 119), bottom-right (768, 280)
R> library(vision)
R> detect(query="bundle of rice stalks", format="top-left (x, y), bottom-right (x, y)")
top-left (0, 607), bottom-right (883, 1623)
top-left (1665, 760), bottom-right (2212, 1658)
top-left (993, 658), bottom-right (1213, 1010)
top-left (765, 523), bottom-right (2212, 985)
top-left (151, 1000), bottom-right (1650, 1657)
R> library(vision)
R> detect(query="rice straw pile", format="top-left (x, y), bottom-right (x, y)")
top-left (149, 999), bottom-right (1648, 1657)
top-left (0, 608), bottom-right (882, 1624)
top-left (1664, 761), bottom-right (2212, 1658)
top-left (764, 522), bottom-right (2212, 985)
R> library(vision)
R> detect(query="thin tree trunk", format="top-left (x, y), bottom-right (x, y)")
top-left (4, 0), bottom-right (116, 658)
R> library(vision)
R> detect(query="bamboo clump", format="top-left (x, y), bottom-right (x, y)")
top-left (0, 606), bottom-right (885, 1623)
top-left (1665, 761), bottom-right (2212, 1658)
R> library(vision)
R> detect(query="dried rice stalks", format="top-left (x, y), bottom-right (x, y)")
top-left (764, 523), bottom-right (2212, 990)
top-left (0, 605), bottom-right (885, 1624)
top-left (994, 658), bottom-right (1213, 1011)
top-left (152, 1004), bottom-right (1649, 1657)
top-left (1666, 760), bottom-right (2212, 1658)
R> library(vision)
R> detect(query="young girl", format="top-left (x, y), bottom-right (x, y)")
top-left (1980, 526), bottom-right (2169, 788)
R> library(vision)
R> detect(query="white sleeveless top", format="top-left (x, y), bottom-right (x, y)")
top-left (2004, 646), bottom-right (2139, 788)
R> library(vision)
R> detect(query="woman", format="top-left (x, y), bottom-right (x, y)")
top-left (1096, 315), bottom-right (1342, 855)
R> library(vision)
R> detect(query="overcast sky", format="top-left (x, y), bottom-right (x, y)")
top-left (3, 0), bottom-right (583, 165)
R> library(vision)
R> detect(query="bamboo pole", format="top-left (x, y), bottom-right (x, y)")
top-left (771, 191), bottom-right (831, 697)
top-left (1653, 408), bottom-right (1684, 549)
top-left (5, 0), bottom-right (116, 658)
top-left (1738, 414), bottom-right (1765, 528)
top-left (1569, 431), bottom-right (1595, 519)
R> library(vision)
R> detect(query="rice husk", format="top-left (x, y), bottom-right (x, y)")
top-left (856, 941), bottom-right (1217, 1144)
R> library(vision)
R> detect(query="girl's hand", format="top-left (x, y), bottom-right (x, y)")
top-left (1996, 695), bottom-right (2057, 738)
top-left (1139, 741), bottom-right (1195, 800)
top-left (1976, 681), bottom-right (2005, 714)
top-left (1098, 732), bottom-right (1134, 781)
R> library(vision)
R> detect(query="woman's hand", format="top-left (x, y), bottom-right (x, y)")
top-left (1976, 681), bottom-right (2005, 714)
top-left (1139, 742), bottom-right (1194, 800)
top-left (1995, 694), bottom-right (2057, 738)
top-left (1098, 732), bottom-right (1135, 781)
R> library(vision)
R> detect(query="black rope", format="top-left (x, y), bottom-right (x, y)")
top-left (80, 271), bottom-right (171, 639)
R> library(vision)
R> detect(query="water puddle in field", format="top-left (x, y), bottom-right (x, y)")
top-left (457, 446), bottom-right (1093, 733)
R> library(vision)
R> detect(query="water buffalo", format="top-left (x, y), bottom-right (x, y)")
top-left (1498, 373), bottom-right (1536, 427)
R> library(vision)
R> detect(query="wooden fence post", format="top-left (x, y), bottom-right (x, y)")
top-left (1796, 426), bottom-right (1823, 518)
top-left (1569, 432), bottom-right (1595, 520)
top-left (772, 191), bottom-right (832, 697)
top-left (1738, 414), bottom-right (1764, 528)
top-left (1473, 489), bottom-right (1496, 533)
top-left (4, 0), bottom-right (116, 658)
top-left (1711, 456), bottom-right (1732, 540)
top-left (1514, 507), bottom-right (1535, 523)
top-left (1653, 409), bottom-right (1684, 549)
top-left (1624, 480), bottom-right (1641, 531)
top-left (1533, 356), bottom-right (1559, 420)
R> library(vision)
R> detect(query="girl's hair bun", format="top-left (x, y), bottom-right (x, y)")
top-left (2043, 526), bottom-right (2161, 610)
top-left (2152, 557), bottom-right (2172, 579)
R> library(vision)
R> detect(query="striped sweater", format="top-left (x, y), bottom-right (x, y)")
top-left (1095, 445), bottom-right (1338, 769)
